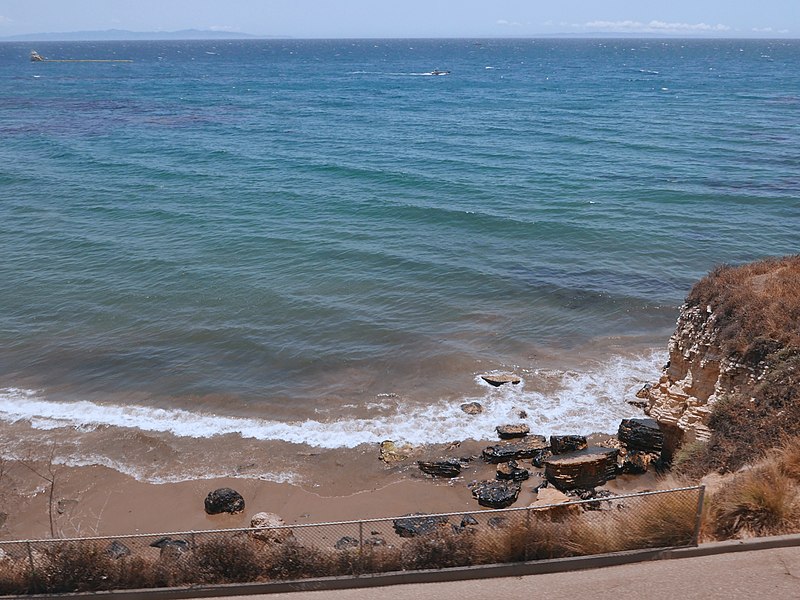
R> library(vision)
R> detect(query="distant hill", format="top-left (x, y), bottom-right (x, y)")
top-left (0, 29), bottom-right (280, 42)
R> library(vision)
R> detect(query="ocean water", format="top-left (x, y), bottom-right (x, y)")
top-left (0, 39), bottom-right (797, 480)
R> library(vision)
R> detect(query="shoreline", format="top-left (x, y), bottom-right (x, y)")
top-left (0, 435), bottom-right (662, 540)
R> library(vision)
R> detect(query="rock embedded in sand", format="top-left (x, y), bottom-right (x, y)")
top-left (480, 373), bottom-right (522, 387)
top-left (393, 513), bottom-right (449, 538)
top-left (460, 401), bottom-right (484, 415)
top-left (418, 459), bottom-right (462, 478)
top-left (250, 512), bottom-right (293, 544)
top-left (204, 487), bottom-right (245, 515)
top-left (496, 460), bottom-right (530, 482)
top-left (470, 480), bottom-right (521, 508)
top-left (617, 418), bottom-right (664, 453)
top-left (550, 435), bottom-right (588, 455)
top-left (105, 540), bottom-right (131, 559)
top-left (496, 424), bottom-right (530, 439)
top-left (482, 435), bottom-right (548, 463)
top-left (543, 447), bottom-right (619, 491)
top-left (334, 536), bottom-right (359, 550)
top-left (379, 440), bottom-right (414, 463)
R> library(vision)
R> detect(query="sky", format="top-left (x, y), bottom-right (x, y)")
top-left (0, 0), bottom-right (796, 38)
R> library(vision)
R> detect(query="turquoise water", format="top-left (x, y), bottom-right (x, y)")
top-left (0, 39), bottom-right (797, 465)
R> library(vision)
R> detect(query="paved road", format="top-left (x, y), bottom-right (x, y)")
top-left (220, 546), bottom-right (800, 600)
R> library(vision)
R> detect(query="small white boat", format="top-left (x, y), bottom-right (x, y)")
top-left (430, 69), bottom-right (450, 76)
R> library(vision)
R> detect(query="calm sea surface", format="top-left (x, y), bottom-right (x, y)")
top-left (0, 39), bottom-right (797, 478)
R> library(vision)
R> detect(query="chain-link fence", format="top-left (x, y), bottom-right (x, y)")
top-left (0, 486), bottom-right (704, 595)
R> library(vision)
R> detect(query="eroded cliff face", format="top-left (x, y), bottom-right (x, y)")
top-left (643, 304), bottom-right (769, 451)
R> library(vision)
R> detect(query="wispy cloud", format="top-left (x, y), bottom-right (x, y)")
top-left (752, 27), bottom-right (773, 33)
top-left (0, 16), bottom-right (11, 25)
top-left (583, 20), bottom-right (730, 33)
top-left (496, 19), bottom-right (523, 27)
top-left (208, 25), bottom-right (237, 32)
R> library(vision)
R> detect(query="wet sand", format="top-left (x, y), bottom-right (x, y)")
top-left (0, 436), bottom-right (659, 540)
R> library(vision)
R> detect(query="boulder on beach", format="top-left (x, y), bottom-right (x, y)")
top-left (379, 440), bottom-right (414, 463)
top-left (618, 418), bottom-right (664, 453)
top-left (550, 435), bottom-right (588, 455)
top-left (250, 512), bottom-right (293, 544)
top-left (543, 447), bottom-right (619, 491)
top-left (418, 459), bottom-right (462, 478)
top-left (496, 424), bottom-right (530, 439)
top-left (470, 480), bottom-right (521, 508)
top-left (204, 488), bottom-right (245, 515)
top-left (496, 460), bottom-right (530, 482)
top-left (460, 401), bottom-right (484, 415)
top-left (482, 435), bottom-right (548, 463)
top-left (393, 513), bottom-right (449, 537)
top-left (480, 373), bottom-right (522, 387)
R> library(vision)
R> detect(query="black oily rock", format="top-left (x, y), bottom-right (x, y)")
top-left (393, 513), bottom-right (449, 538)
top-left (617, 418), bottom-right (664, 453)
top-left (204, 487), bottom-right (245, 515)
top-left (550, 435), bottom-right (588, 455)
top-left (470, 480), bottom-right (521, 508)
top-left (149, 537), bottom-right (191, 552)
top-left (532, 448), bottom-right (552, 468)
top-left (418, 459), bottom-right (462, 478)
top-left (334, 536), bottom-right (359, 550)
top-left (482, 435), bottom-right (548, 463)
top-left (105, 540), bottom-right (131, 559)
top-left (496, 460), bottom-right (530, 482)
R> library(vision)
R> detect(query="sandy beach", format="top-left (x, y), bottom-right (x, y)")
top-left (0, 435), bottom-right (657, 540)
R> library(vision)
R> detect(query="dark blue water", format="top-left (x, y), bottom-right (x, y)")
top-left (0, 39), bottom-right (797, 463)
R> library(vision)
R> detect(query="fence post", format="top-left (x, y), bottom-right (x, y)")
top-left (357, 521), bottom-right (364, 577)
top-left (26, 541), bottom-right (38, 592)
top-left (692, 485), bottom-right (706, 546)
top-left (524, 508), bottom-right (532, 561)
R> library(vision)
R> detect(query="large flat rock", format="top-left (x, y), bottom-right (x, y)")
top-left (543, 447), bottom-right (619, 491)
top-left (482, 435), bottom-right (549, 463)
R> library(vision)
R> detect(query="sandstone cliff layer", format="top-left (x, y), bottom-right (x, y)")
top-left (642, 256), bottom-right (800, 463)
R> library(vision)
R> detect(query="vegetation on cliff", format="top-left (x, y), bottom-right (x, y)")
top-left (675, 255), bottom-right (800, 477)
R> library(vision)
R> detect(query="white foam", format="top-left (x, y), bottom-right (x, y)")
top-left (0, 350), bottom-right (662, 449)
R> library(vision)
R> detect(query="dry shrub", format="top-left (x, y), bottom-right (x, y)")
top-left (608, 492), bottom-right (697, 550)
top-left (192, 536), bottom-right (266, 584)
top-left (37, 542), bottom-right (116, 593)
top-left (474, 515), bottom-right (585, 564)
top-left (686, 256), bottom-right (800, 357)
top-left (0, 558), bottom-right (31, 596)
top-left (265, 540), bottom-right (334, 580)
top-left (710, 463), bottom-right (800, 538)
top-left (773, 438), bottom-right (800, 482)
top-left (355, 544), bottom-right (403, 575)
top-left (400, 528), bottom-right (476, 570)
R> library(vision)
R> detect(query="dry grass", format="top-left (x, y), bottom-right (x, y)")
top-left (686, 255), bottom-right (800, 357)
top-left (192, 536), bottom-right (266, 584)
top-left (0, 490), bottom-right (706, 592)
top-left (676, 256), bottom-right (800, 477)
top-left (708, 463), bottom-right (800, 538)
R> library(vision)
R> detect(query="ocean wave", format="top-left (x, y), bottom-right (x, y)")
top-left (0, 350), bottom-right (662, 449)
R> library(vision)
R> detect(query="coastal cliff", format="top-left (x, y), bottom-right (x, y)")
top-left (642, 256), bottom-right (800, 473)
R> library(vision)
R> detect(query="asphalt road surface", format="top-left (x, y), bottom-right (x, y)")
top-left (218, 546), bottom-right (800, 600)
